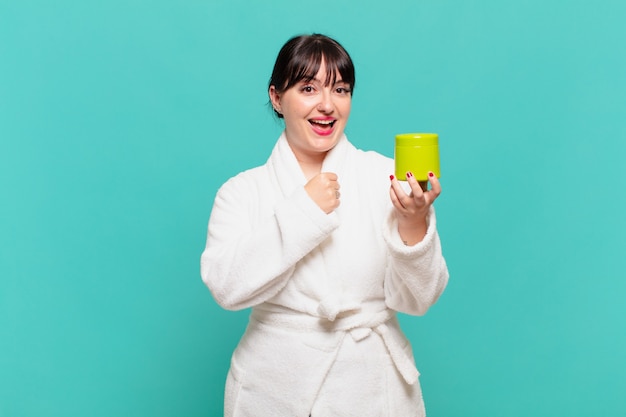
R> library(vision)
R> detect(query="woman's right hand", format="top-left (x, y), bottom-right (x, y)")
top-left (305, 172), bottom-right (341, 214)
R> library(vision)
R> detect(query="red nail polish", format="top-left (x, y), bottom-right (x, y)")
top-left (389, 175), bottom-right (394, 181)
top-left (428, 172), bottom-right (434, 177)
top-left (406, 172), bottom-right (413, 178)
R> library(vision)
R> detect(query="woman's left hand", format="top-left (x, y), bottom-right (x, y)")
top-left (389, 171), bottom-right (442, 246)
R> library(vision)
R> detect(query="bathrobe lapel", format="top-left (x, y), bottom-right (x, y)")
top-left (267, 131), bottom-right (350, 198)
top-left (265, 133), bottom-right (359, 319)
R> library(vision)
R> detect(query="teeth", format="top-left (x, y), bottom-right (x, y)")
top-left (311, 119), bottom-right (334, 125)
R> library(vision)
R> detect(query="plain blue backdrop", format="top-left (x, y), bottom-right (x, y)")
top-left (1, 0), bottom-right (625, 416)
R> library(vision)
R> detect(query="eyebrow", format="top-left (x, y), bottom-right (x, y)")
top-left (303, 77), bottom-right (347, 86)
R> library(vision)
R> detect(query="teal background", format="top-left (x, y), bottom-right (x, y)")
top-left (1, 0), bottom-right (625, 415)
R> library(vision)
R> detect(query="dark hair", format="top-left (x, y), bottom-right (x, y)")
top-left (269, 34), bottom-right (355, 118)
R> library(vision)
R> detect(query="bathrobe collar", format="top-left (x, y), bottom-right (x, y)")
top-left (268, 131), bottom-right (351, 197)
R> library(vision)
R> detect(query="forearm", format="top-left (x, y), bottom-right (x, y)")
top-left (397, 216), bottom-right (428, 246)
top-left (201, 186), bottom-right (338, 310)
top-left (383, 207), bottom-right (449, 315)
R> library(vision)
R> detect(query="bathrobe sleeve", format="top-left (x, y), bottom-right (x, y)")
top-left (382, 206), bottom-right (449, 316)
top-left (200, 169), bottom-right (340, 310)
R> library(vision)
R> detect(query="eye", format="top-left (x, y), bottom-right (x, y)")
top-left (301, 85), bottom-right (315, 93)
top-left (335, 86), bottom-right (352, 95)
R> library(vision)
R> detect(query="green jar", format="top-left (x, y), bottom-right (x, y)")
top-left (394, 133), bottom-right (440, 181)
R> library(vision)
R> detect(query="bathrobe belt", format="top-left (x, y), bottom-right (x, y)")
top-left (251, 304), bottom-right (420, 385)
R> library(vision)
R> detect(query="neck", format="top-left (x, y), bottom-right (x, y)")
top-left (296, 156), bottom-right (325, 180)
top-left (285, 141), bottom-right (328, 181)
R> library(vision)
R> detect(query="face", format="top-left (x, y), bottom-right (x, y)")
top-left (269, 61), bottom-right (352, 164)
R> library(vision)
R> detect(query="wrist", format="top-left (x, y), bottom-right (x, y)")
top-left (397, 216), bottom-right (427, 246)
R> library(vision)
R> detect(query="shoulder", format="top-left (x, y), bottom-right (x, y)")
top-left (349, 143), bottom-right (394, 174)
top-left (216, 164), bottom-right (269, 200)
top-left (361, 149), bottom-right (393, 166)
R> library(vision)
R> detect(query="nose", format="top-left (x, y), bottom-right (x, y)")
top-left (316, 89), bottom-right (334, 113)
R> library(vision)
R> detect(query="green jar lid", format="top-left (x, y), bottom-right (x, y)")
top-left (395, 133), bottom-right (438, 146)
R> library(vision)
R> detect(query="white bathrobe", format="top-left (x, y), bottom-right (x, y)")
top-left (201, 133), bottom-right (449, 417)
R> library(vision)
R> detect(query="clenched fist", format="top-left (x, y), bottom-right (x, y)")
top-left (305, 172), bottom-right (341, 214)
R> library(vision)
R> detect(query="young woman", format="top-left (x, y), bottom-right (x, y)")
top-left (201, 33), bottom-right (449, 417)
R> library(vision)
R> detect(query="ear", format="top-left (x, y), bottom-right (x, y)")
top-left (268, 86), bottom-right (282, 114)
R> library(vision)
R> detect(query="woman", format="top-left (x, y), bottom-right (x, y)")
top-left (201, 34), bottom-right (449, 417)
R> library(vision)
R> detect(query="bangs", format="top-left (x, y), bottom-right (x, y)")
top-left (285, 49), bottom-right (349, 90)
top-left (271, 34), bottom-right (355, 93)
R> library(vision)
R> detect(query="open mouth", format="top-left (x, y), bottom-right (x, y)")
top-left (309, 119), bottom-right (336, 129)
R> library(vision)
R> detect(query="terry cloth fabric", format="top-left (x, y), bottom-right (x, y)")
top-left (201, 132), bottom-right (449, 417)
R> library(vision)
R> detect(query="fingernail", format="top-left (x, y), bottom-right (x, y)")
top-left (428, 172), bottom-right (434, 177)
top-left (389, 175), bottom-right (394, 181)
top-left (406, 171), bottom-right (413, 178)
